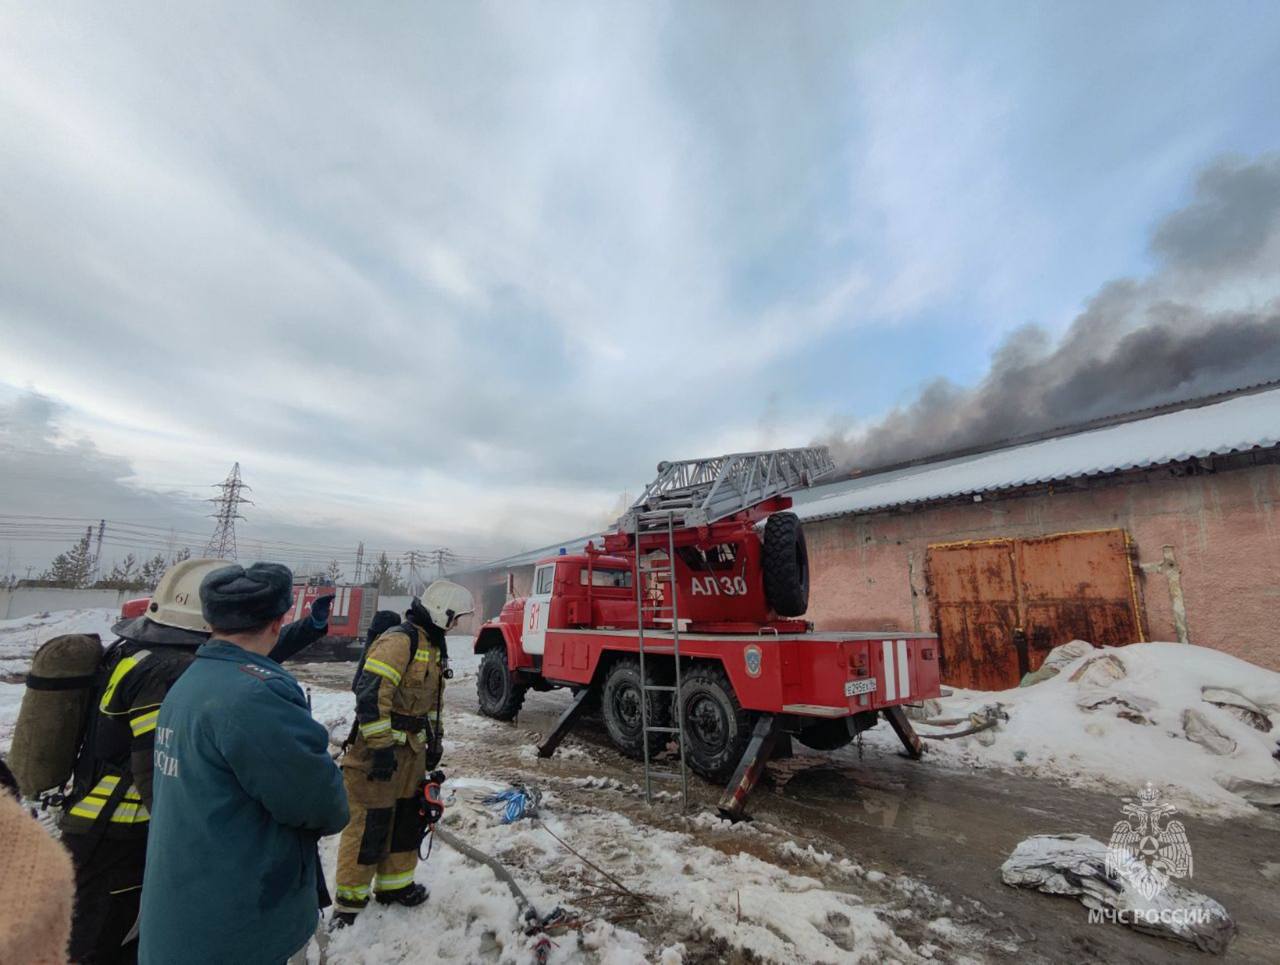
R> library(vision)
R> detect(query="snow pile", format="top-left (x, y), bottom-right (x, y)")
top-left (876, 642), bottom-right (1280, 815)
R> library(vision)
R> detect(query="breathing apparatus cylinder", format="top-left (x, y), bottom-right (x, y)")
top-left (9, 634), bottom-right (104, 798)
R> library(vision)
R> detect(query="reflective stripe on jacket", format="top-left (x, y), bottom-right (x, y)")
top-left (351, 623), bottom-right (445, 753)
top-left (60, 643), bottom-right (194, 838)
top-left (59, 617), bottom-right (331, 838)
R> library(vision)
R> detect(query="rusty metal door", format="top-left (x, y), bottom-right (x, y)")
top-left (926, 529), bottom-right (1144, 690)
top-left (926, 540), bottom-right (1022, 690)
top-left (1015, 530), bottom-right (1143, 673)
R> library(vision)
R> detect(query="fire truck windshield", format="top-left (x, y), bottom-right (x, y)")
top-left (581, 568), bottom-right (633, 589)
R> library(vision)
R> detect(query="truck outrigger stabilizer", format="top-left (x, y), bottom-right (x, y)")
top-left (475, 447), bottom-right (940, 818)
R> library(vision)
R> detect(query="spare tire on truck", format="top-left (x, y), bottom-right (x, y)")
top-left (762, 511), bottom-right (809, 617)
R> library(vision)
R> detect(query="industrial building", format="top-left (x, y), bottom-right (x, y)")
top-left (453, 383), bottom-right (1280, 688)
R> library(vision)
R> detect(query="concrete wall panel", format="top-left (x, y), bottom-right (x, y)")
top-left (0, 588), bottom-right (135, 620)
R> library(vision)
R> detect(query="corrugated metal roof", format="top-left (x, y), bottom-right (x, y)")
top-left (454, 384), bottom-right (1280, 576)
top-left (791, 384), bottom-right (1280, 522)
top-left (449, 532), bottom-right (604, 578)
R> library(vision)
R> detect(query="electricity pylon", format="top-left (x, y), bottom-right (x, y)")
top-left (205, 463), bottom-right (253, 559)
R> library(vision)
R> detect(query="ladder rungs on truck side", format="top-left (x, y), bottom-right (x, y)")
top-left (635, 512), bottom-right (689, 809)
top-left (618, 447), bottom-right (836, 533)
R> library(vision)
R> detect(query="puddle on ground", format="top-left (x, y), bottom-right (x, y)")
top-left (774, 765), bottom-right (960, 842)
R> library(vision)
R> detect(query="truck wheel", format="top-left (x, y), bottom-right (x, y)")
top-left (476, 647), bottom-right (527, 721)
top-left (601, 658), bottom-right (670, 759)
top-left (763, 512), bottom-right (809, 617)
top-left (677, 664), bottom-right (752, 783)
top-left (795, 711), bottom-right (878, 751)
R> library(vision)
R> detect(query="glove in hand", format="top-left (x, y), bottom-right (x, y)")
top-left (310, 593), bottom-right (335, 627)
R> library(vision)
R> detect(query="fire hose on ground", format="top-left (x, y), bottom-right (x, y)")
top-left (915, 703), bottom-right (1007, 740)
top-left (433, 826), bottom-right (559, 927)
top-left (429, 784), bottom-right (580, 965)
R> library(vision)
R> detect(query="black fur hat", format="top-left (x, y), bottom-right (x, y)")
top-left (200, 563), bottom-right (294, 632)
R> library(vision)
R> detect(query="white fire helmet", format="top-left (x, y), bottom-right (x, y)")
top-left (146, 558), bottom-right (234, 632)
top-left (420, 580), bottom-right (475, 630)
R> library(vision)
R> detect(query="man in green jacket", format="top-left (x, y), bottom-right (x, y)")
top-left (139, 563), bottom-right (348, 965)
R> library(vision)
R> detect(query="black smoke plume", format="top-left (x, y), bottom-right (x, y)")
top-left (824, 154), bottom-right (1280, 473)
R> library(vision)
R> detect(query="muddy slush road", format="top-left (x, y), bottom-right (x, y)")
top-left (297, 661), bottom-right (1279, 964)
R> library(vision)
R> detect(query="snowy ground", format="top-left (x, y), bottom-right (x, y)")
top-left (0, 608), bottom-right (119, 753)
top-left (0, 608), bottom-right (117, 682)
top-left (856, 642), bottom-right (1280, 817)
top-left (307, 655), bottom-right (986, 965)
top-left (4, 615), bottom-right (1280, 962)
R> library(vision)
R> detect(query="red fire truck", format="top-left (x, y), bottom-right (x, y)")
top-left (285, 580), bottom-right (380, 653)
top-left (472, 448), bottom-right (940, 817)
top-left (119, 579), bottom-right (379, 660)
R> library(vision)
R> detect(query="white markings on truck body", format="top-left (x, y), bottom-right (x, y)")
top-left (689, 575), bottom-right (749, 596)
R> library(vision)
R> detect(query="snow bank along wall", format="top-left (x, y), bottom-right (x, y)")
top-left (803, 457), bottom-right (1280, 682)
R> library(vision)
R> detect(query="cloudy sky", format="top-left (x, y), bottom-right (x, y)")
top-left (2, 1), bottom-right (1279, 575)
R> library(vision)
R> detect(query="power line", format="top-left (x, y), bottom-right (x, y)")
top-left (0, 516), bottom-right (494, 560)
top-left (403, 550), bottom-right (426, 596)
top-left (0, 516), bottom-right (500, 577)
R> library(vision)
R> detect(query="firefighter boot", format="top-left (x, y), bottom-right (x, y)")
top-left (374, 882), bottom-right (429, 907)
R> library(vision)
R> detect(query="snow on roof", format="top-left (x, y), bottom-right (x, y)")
top-left (448, 532), bottom-right (605, 578)
top-left (791, 384), bottom-right (1280, 522)
top-left (455, 385), bottom-right (1280, 576)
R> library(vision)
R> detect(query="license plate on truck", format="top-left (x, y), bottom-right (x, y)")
top-left (844, 677), bottom-right (876, 697)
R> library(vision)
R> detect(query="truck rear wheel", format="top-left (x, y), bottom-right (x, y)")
top-left (677, 664), bottom-right (752, 783)
top-left (763, 512), bottom-right (809, 617)
top-left (476, 647), bottom-right (527, 721)
top-left (601, 658), bottom-right (671, 759)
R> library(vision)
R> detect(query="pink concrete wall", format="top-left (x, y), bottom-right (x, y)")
top-left (805, 462), bottom-right (1280, 671)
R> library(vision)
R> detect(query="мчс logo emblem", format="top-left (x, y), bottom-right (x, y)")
top-left (744, 645), bottom-right (762, 678)
top-left (1105, 783), bottom-right (1193, 900)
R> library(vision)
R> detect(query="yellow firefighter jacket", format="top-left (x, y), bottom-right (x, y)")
top-left (351, 622), bottom-right (445, 760)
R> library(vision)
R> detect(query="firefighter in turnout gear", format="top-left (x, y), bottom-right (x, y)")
top-left (332, 580), bottom-right (473, 925)
top-left (48, 559), bottom-right (333, 964)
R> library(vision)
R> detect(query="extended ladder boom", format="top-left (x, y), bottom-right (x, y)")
top-left (617, 446), bottom-right (836, 533)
